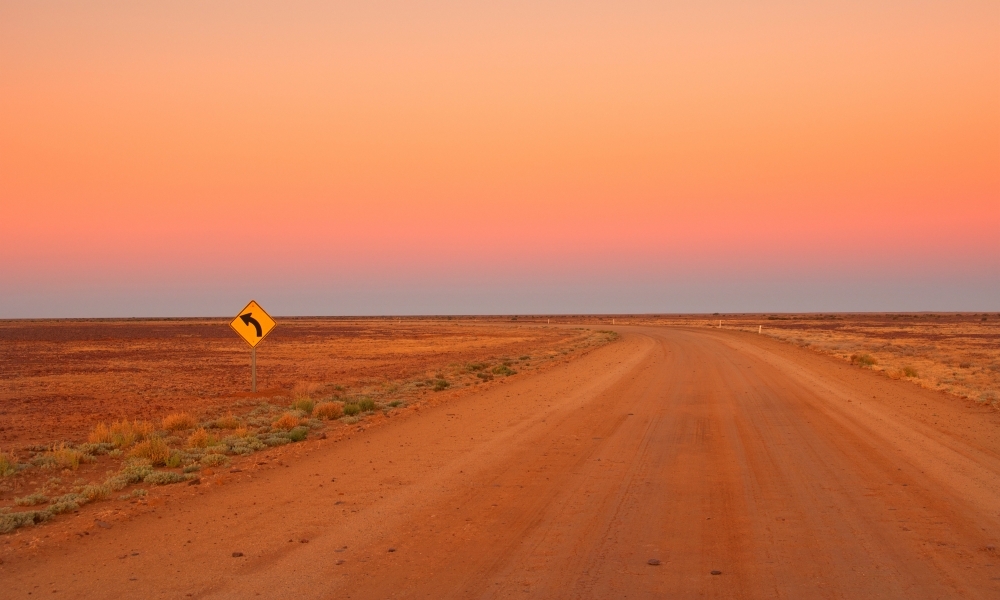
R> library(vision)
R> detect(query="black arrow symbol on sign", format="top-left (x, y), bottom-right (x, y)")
top-left (240, 313), bottom-right (262, 337)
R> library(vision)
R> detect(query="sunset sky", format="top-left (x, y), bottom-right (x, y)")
top-left (2, 1), bottom-right (998, 317)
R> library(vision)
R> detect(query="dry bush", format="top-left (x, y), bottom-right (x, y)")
top-left (186, 428), bottom-right (217, 449)
top-left (81, 484), bottom-right (111, 502)
top-left (234, 426), bottom-right (251, 438)
top-left (0, 450), bottom-right (16, 477)
top-left (200, 454), bottom-right (229, 467)
top-left (850, 353), bottom-right (878, 368)
top-left (902, 366), bottom-right (919, 378)
top-left (291, 398), bottom-right (315, 415)
top-left (272, 413), bottom-right (302, 431)
top-left (46, 443), bottom-right (87, 470)
top-left (15, 492), bottom-right (48, 506)
top-left (163, 413), bottom-right (197, 431)
top-left (313, 402), bottom-right (343, 420)
top-left (88, 422), bottom-right (111, 444)
top-left (89, 420), bottom-right (155, 448)
top-left (130, 437), bottom-right (172, 466)
top-left (215, 414), bottom-right (240, 430)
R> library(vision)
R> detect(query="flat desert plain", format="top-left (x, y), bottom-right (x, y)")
top-left (1, 317), bottom-right (999, 598)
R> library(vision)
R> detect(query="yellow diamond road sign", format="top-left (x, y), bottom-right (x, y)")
top-left (230, 300), bottom-right (276, 348)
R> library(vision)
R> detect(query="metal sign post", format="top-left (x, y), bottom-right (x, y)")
top-left (230, 300), bottom-right (276, 393)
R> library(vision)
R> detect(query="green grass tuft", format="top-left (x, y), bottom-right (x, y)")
top-left (291, 398), bottom-right (315, 415)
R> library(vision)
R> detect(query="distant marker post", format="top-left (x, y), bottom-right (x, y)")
top-left (229, 300), bottom-right (277, 393)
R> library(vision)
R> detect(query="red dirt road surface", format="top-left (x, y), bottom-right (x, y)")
top-left (4, 326), bottom-right (999, 598)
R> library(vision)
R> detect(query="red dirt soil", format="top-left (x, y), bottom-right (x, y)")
top-left (2, 325), bottom-right (998, 598)
top-left (0, 318), bottom-right (585, 449)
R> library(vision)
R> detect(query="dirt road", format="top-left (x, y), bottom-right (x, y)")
top-left (4, 327), bottom-right (999, 598)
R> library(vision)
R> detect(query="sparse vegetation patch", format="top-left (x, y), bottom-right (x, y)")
top-left (851, 353), bottom-right (878, 368)
top-left (273, 413), bottom-right (303, 431)
top-left (163, 413), bottom-right (197, 431)
top-left (1, 320), bottom-right (612, 536)
top-left (291, 398), bottom-right (315, 415)
top-left (129, 437), bottom-right (172, 466)
top-left (0, 450), bottom-right (18, 477)
top-left (314, 402), bottom-right (343, 420)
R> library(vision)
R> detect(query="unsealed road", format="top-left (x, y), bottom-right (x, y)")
top-left (4, 327), bottom-right (1000, 598)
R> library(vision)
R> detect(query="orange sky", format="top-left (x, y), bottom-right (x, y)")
top-left (1, 1), bottom-right (998, 315)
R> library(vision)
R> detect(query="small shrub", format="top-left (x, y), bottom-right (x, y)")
top-left (46, 443), bottom-right (88, 470)
top-left (144, 471), bottom-right (191, 485)
top-left (198, 454), bottom-right (229, 467)
top-left (163, 413), bottom-right (197, 431)
top-left (314, 402), bottom-right (343, 420)
top-left (80, 484), bottom-right (111, 502)
top-left (432, 380), bottom-right (450, 392)
top-left (850, 353), bottom-right (877, 368)
top-left (0, 450), bottom-right (17, 477)
top-left (492, 365), bottom-right (516, 376)
top-left (186, 428), bottom-right (217, 449)
top-left (519, 355), bottom-right (530, 360)
top-left (902, 366), bottom-right (919, 378)
top-left (476, 372), bottom-right (493, 381)
top-left (343, 403), bottom-right (361, 417)
top-left (130, 437), bottom-right (172, 466)
top-left (466, 362), bottom-right (487, 372)
top-left (273, 413), bottom-right (302, 431)
top-left (165, 452), bottom-right (183, 468)
top-left (89, 420), bottom-right (155, 448)
top-left (14, 493), bottom-right (48, 506)
top-left (215, 414), bottom-right (240, 430)
top-left (106, 462), bottom-right (155, 491)
top-left (292, 398), bottom-right (315, 415)
top-left (288, 426), bottom-right (309, 442)
top-left (358, 398), bottom-right (376, 412)
top-left (387, 401), bottom-right (403, 408)
top-left (0, 510), bottom-right (49, 534)
top-left (234, 426), bottom-right (252, 437)
top-left (119, 488), bottom-right (147, 500)
top-left (88, 422), bottom-right (111, 444)
top-left (959, 362), bottom-right (972, 369)
top-left (48, 493), bottom-right (85, 515)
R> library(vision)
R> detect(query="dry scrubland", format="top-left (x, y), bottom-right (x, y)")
top-left (0, 318), bottom-right (615, 534)
top-left (715, 313), bottom-right (999, 409)
top-left (565, 312), bottom-right (998, 409)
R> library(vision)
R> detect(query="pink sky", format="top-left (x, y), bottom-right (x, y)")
top-left (1, 1), bottom-right (998, 316)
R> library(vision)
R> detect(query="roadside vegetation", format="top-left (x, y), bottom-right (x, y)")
top-left (0, 327), bottom-right (620, 535)
top-left (684, 313), bottom-right (999, 410)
